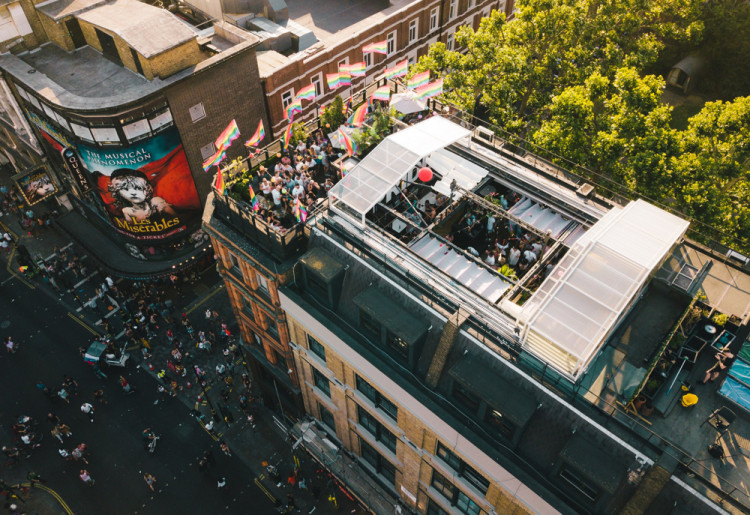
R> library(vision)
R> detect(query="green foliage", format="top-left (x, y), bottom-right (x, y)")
top-left (321, 96), bottom-right (347, 130)
top-left (698, 0), bottom-right (750, 98)
top-left (498, 264), bottom-right (518, 281)
top-left (351, 107), bottom-right (394, 156)
top-left (289, 122), bottom-right (306, 148)
top-left (712, 313), bottom-right (728, 327)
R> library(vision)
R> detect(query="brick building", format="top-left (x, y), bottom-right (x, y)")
top-left (181, 0), bottom-right (511, 137)
top-left (203, 114), bottom-right (750, 513)
top-left (0, 0), bottom-right (269, 276)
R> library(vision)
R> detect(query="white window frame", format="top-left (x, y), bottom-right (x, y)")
top-left (387, 30), bottom-right (397, 56)
top-left (189, 102), bottom-right (205, 123)
top-left (311, 73), bottom-right (323, 97)
top-left (468, 0), bottom-right (475, 9)
top-left (364, 53), bottom-right (372, 68)
top-left (429, 7), bottom-right (439, 31)
top-left (408, 19), bottom-right (418, 44)
top-left (256, 271), bottom-right (270, 297)
top-left (449, 0), bottom-right (457, 20)
top-left (281, 89), bottom-right (294, 109)
top-left (446, 32), bottom-right (455, 51)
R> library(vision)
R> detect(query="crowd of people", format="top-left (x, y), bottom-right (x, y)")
top-left (446, 191), bottom-right (554, 285)
top-left (241, 128), bottom-right (343, 233)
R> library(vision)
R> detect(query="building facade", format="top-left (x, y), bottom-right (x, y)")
top-left (0, 0), bottom-right (269, 276)
top-left (204, 113), bottom-right (749, 514)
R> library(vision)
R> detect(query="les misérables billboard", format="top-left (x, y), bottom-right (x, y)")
top-left (76, 128), bottom-right (201, 241)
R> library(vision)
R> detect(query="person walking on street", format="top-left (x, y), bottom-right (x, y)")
top-left (79, 469), bottom-right (94, 486)
top-left (56, 423), bottom-right (72, 438)
top-left (143, 473), bottom-right (157, 492)
top-left (26, 471), bottom-right (45, 488)
top-left (216, 476), bottom-right (227, 491)
top-left (93, 389), bottom-right (108, 405)
top-left (220, 441), bottom-right (231, 457)
top-left (80, 402), bottom-right (94, 423)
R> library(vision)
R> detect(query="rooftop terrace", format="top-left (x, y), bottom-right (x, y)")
top-left (286, 0), bottom-right (390, 43)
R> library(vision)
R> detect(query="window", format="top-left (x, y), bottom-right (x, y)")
top-left (387, 31), bottom-right (396, 56)
top-left (281, 89), bottom-right (294, 109)
top-left (427, 500), bottom-right (450, 515)
top-left (485, 408), bottom-right (514, 439)
top-left (255, 272), bottom-right (270, 299)
top-left (266, 315), bottom-right (279, 338)
top-left (200, 143), bottom-right (216, 160)
top-left (430, 7), bottom-right (439, 30)
top-left (356, 375), bottom-right (398, 420)
top-left (357, 405), bottom-right (397, 453)
top-left (452, 382), bottom-right (480, 412)
top-left (408, 19), bottom-right (418, 43)
top-left (189, 103), bottom-right (205, 122)
top-left (311, 73), bottom-right (323, 97)
top-left (70, 121), bottom-right (94, 143)
top-left (359, 309), bottom-right (380, 338)
top-left (90, 127), bottom-right (120, 144)
top-left (449, 0), bottom-right (457, 19)
top-left (228, 252), bottom-right (240, 271)
top-left (446, 33), bottom-right (455, 51)
top-left (468, 0), bottom-right (475, 8)
top-left (559, 467), bottom-right (598, 501)
top-left (319, 403), bottom-right (336, 432)
top-left (307, 334), bottom-right (326, 363)
top-left (312, 367), bottom-right (330, 397)
top-left (386, 331), bottom-right (409, 360)
top-left (148, 108), bottom-right (173, 131)
top-left (242, 298), bottom-right (255, 321)
top-left (436, 442), bottom-right (489, 494)
top-left (432, 470), bottom-right (482, 515)
top-left (360, 440), bottom-right (396, 484)
top-left (456, 491), bottom-right (481, 515)
top-left (364, 53), bottom-right (372, 68)
top-left (338, 57), bottom-right (349, 70)
top-left (122, 118), bottom-right (150, 142)
top-left (273, 348), bottom-right (286, 369)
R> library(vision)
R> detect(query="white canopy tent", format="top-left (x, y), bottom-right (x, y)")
top-left (328, 116), bottom-right (472, 225)
top-left (518, 200), bottom-right (690, 381)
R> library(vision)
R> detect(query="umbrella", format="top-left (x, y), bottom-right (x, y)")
top-left (327, 126), bottom-right (356, 149)
top-left (391, 91), bottom-right (427, 114)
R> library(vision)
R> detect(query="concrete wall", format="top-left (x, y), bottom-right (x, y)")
top-left (37, 12), bottom-right (73, 51)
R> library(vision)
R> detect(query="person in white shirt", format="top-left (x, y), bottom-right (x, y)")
top-left (271, 185), bottom-right (282, 207)
top-left (485, 251), bottom-right (496, 266)
top-left (508, 247), bottom-right (521, 266)
top-left (486, 214), bottom-right (496, 233)
top-left (291, 182), bottom-right (305, 199)
top-left (531, 241), bottom-right (543, 255)
top-left (523, 248), bottom-right (537, 263)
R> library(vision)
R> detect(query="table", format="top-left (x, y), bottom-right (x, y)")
top-left (391, 219), bottom-right (407, 233)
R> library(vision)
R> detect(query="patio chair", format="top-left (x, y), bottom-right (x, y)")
top-left (702, 406), bottom-right (737, 436)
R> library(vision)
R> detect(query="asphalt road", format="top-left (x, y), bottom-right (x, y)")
top-left (0, 265), bottom-right (277, 514)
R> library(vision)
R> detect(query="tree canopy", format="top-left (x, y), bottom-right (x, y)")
top-left (414, 0), bottom-right (750, 252)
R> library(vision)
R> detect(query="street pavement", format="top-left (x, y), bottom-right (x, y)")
top-left (0, 200), bottom-right (366, 514)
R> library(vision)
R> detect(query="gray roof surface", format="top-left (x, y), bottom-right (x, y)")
top-left (353, 286), bottom-right (429, 345)
top-left (37, 0), bottom-right (107, 21)
top-left (448, 355), bottom-right (537, 427)
top-left (558, 434), bottom-right (626, 494)
top-left (77, 0), bottom-right (196, 58)
top-left (300, 247), bottom-right (346, 282)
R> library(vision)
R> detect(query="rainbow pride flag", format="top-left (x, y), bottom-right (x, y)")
top-left (385, 60), bottom-right (408, 79)
top-left (295, 197), bottom-right (308, 223)
top-left (249, 184), bottom-right (260, 211)
top-left (214, 169), bottom-right (225, 193)
top-left (282, 123), bottom-right (293, 150)
top-left (215, 119), bottom-right (240, 151)
top-left (363, 40), bottom-right (387, 55)
top-left (338, 72), bottom-right (351, 86)
top-left (296, 84), bottom-right (316, 101)
top-left (245, 120), bottom-right (265, 147)
top-left (326, 73), bottom-right (341, 89)
top-left (407, 71), bottom-right (430, 89)
top-left (349, 61), bottom-right (366, 77)
top-left (285, 99), bottom-right (302, 120)
top-left (338, 129), bottom-right (358, 156)
top-left (416, 78), bottom-right (443, 99)
top-left (202, 148), bottom-right (226, 172)
top-left (347, 103), bottom-right (367, 127)
top-left (371, 85), bottom-right (391, 102)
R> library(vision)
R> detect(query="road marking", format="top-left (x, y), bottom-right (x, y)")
top-left (16, 483), bottom-right (74, 514)
top-left (66, 312), bottom-right (98, 335)
top-left (185, 283), bottom-right (224, 315)
top-left (254, 477), bottom-right (276, 503)
top-left (5, 246), bottom-right (35, 290)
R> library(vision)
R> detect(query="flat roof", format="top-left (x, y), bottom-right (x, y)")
top-left (286, 0), bottom-right (390, 43)
top-left (37, 0), bottom-right (107, 21)
top-left (77, 0), bottom-right (196, 58)
top-left (353, 286), bottom-right (429, 344)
